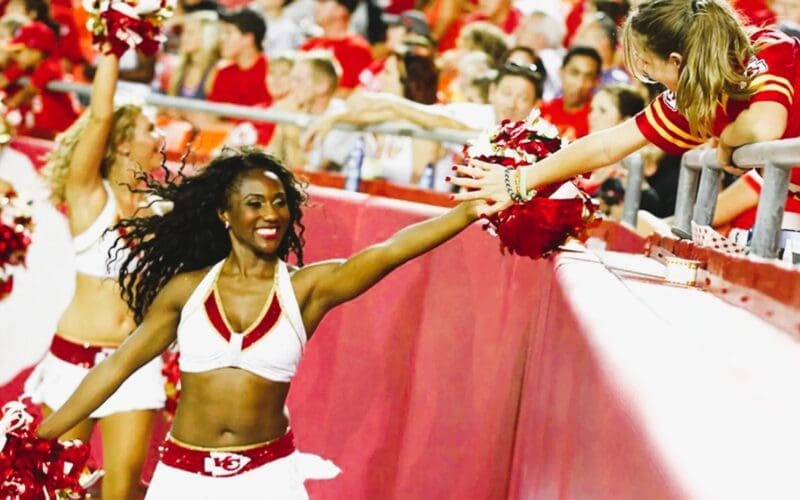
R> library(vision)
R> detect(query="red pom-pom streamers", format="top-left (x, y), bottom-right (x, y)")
top-left (0, 400), bottom-right (90, 499)
top-left (464, 115), bottom-right (599, 259)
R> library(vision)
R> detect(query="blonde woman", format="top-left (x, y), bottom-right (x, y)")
top-left (25, 52), bottom-right (164, 499)
top-left (166, 10), bottom-right (220, 99)
top-left (452, 0), bottom-right (800, 215)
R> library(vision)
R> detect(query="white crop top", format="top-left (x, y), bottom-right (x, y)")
top-left (73, 181), bottom-right (127, 278)
top-left (176, 259), bottom-right (307, 382)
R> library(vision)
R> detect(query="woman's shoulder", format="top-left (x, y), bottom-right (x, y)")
top-left (160, 265), bottom-right (218, 305)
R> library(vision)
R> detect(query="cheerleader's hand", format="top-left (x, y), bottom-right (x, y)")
top-left (448, 158), bottom-right (514, 216)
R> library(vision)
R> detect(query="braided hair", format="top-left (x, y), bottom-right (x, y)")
top-left (112, 149), bottom-right (307, 323)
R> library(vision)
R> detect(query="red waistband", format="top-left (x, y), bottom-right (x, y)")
top-left (159, 431), bottom-right (295, 477)
top-left (49, 335), bottom-right (117, 369)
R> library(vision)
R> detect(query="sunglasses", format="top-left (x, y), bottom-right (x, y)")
top-left (503, 61), bottom-right (544, 82)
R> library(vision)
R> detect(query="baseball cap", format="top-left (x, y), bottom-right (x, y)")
top-left (382, 10), bottom-right (432, 40)
top-left (6, 21), bottom-right (56, 54)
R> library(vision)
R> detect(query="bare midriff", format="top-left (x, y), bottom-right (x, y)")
top-left (170, 369), bottom-right (290, 448)
top-left (55, 273), bottom-right (136, 346)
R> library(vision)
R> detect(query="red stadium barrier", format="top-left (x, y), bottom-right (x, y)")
top-left (4, 138), bottom-right (800, 498)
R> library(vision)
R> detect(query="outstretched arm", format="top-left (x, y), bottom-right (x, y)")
top-left (63, 53), bottom-right (119, 206)
top-left (36, 275), bottom-right (189, 439)
top-left (302, 93), bottom-right (472, 150)
top-left (293, 202), bottom-right (481, 333)
top-left (451, 118), bottom-right (650, 214)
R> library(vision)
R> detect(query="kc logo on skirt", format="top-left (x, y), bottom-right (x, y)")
top-left (204, 452), bottom-right (252, 476)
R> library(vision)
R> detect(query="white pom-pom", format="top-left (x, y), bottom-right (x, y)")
top-left (0, 401), bottom-right (34, 452)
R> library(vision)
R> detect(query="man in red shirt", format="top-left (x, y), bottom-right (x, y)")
top-left (206, 8), bottom-right (274, 144)
top-left (0, 21), bottom-right (79, 139)
top-left (300, 0), bottom-right (373, 95)
top-left (540, 46), bottom-right (601, 141)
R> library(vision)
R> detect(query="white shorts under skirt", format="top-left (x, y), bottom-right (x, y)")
top-left (25, 351), bottom-right (165, 419)
top-left (146, 451), bottom-right (341, 499)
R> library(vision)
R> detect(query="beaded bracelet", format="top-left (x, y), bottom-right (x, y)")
top-left (504, 167), bottom-right (525, 203)
top-left (518, 167), bottom-right (537, 202)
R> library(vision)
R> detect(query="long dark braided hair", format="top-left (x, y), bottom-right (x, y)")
top-left (111, 148), bottom-right (307, 324)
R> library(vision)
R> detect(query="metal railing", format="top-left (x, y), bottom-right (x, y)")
top-left (620, 153), bottom-right (644, 228)
top-left (669, 138), bottom-right (800, 259)
top-left (44, 80), bottom-right (800, 259)
top-left (46, 80), bottom-right (478, 145)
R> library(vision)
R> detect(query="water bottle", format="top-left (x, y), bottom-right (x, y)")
top-left (418, 162), bottom-right (435, 190)
top-left (343, 136), bottom-right (365, 192)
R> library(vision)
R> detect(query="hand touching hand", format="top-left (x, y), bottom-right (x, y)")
top-left (448, 158), bottom-right (515, 216)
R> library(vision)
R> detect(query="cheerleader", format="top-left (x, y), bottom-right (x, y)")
top-left (36, 149), bottom-right (485, 498)
top-left (24, 51), bottom-right (165, 499)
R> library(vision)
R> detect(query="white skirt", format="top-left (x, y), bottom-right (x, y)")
top-left (146, 451), bottom-right (341, 499)
top-left (24, 351), bottom-right (165, 418)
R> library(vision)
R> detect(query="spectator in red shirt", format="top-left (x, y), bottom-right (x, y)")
top-left (438, 0), bottom-right (522, 52)
top-left (539, 46), bottom-right (601, 141)
top-left (300, 0), bottom-right (372, 95)
top-left (205, 7), bottom-right (274, 144)
top-left (0, 21), bottom-right (79, 139)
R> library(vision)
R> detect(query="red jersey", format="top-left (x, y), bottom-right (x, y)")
top-left (11, 58), bottom-right (79, 139)
top-left (540, 97), bottom-right (591, 141)
top-left (635, 29), bottom-right (800, 190)
top-left (208, 55), bottom-right (271, 106)
top-left (300, 34), bottom-right (373, 89)
top-left (207, 55), bottom-right (274, 144)
top-left (437, 8), bottom-right (522, 52)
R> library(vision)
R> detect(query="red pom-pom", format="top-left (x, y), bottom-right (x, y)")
top-left (464, 114), bottom-right (599, 259)
top-left (97, 9), bottom-right (163, 58)
top-left (88, 1), bottom-right (171, 58)
top-left (161, 349), bottom-right (180, 420)
top-left (0, 400), bottom-right (91, 499)
top-left (0, 189), bottom-right (34, 300)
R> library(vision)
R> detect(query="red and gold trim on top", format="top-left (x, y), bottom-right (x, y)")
top-left (203, 265), bottom-right (283, 349)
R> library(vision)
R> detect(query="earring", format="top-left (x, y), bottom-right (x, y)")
top-left (224, 220), bottom-right (230, 229)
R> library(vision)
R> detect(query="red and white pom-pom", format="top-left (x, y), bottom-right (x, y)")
top-left (0, 188), bottom-right (34, 301)
top-left (83, 0), bottom-right (174, 57)
top-left (0, 399), bottom-right (91, 499)
top-left (463, 110), bottom-right (599, 259)
top-left (161, 348), bottom-right (180, 420)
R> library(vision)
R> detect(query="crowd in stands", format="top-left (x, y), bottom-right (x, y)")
top-left (0, 0), bottom-right (799, 236)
